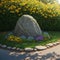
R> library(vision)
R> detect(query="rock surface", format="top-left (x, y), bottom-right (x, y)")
top-left (46, 43), bottom-right (53, 47)
top-left (1, 45), bottom-right (7, 48)
top-left (25, 48), bottom-right (33, 51)
top-left (35, 46), bottom-right (47, 50)
top-left (12, 47), bottom-right (16, 50)
top-left (14, 15), bottom-right (42, 37)
top-left (7, 47), bottom-right (12, 49)
top-left (16, 48), bottom-right (20, 51)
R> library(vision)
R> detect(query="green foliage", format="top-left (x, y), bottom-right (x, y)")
top-left (0, 0), bottom-right (60, 31)
top-left (39, 0), bottom-right (56, 4)
top-left (0, 31), bottom-right (60, 48)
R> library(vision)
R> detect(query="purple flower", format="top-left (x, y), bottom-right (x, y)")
top-left (36, 35), bottom-right (44, 41)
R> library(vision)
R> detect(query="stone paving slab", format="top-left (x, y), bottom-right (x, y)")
top-left (35, 46), bottom-right (47, 50)
top-left (7, 47), bottom-right (12, 50)
top-left (25, 48), bottom-right (33, 52)
top-left (46, 43), bottom-right (54, 47)
top-left (1, 45), bottom-right (7, 48)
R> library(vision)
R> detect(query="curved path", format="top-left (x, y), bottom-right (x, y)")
top-left (0, 45), bottom-right (60, 60)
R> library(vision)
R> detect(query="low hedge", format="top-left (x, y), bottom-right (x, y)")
top-left (0, 0), bottom-right (60, 31)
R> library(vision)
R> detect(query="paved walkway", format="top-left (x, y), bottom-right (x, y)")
top-left (0, 45), bottom-right (60, 60)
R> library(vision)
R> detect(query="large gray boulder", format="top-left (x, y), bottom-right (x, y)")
top-left (14, 15), bottom-right (42, 37)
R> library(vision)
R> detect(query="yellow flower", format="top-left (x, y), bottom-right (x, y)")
top-left (15, 9), bottom-right (19, 13)
top-left (40, 12), bottom-right (43, 15)
top-left (10, 0), bottom-right (15, 2)
top-left (14, 37), bottom-right (22, 42)
top-left (48, 10), bottom-right (51, 13)
top-left (39, 10), bottom-right (42, 12)
top-left (10, 11), bottom-right (15, 13)
top-left (18, 8), bottom-right (21, 10)
top-left (53, 14), bottom-right (56, 17)
top-left (42, 14), bottom-right (44, 16)
top-left (33, 8), bottom-right (36, 10)
top-left (32, 10), bottom-right (35, 13)
top-left (44, 16), bottom-right (47, 18)
top-left (36, 11), bottom-right (38, 13)
top-left (10, 39), bottom-right (14, 41)
top-left (49, 15), bottom-right (52, 17)
top-left (9, 5), bottom-right (16, 10)
top-left (30, 8), bottom-right (33, 11)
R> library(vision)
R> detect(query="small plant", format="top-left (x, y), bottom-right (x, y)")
top-left (0, 31), bottom-right (59, 48)
top-left (43, 32), bottom-right (50, 40)
top-left (7, 35), bottom-right (22, 43)
top-left (5, 31), bottom-right (51, 44)
top-left (35, 32), bottom-right (50, 41)
top-left (5, 32), bottom-right (13, 39)
top-left (36, 35), bottom-right (44, 41)
top-left (27, 36), bottom-right (34, 40)
top-left (20, 35), bottom-right (26, 39)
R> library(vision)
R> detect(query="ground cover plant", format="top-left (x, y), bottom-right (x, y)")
top-left (0, 31), bottom-right (60, 49)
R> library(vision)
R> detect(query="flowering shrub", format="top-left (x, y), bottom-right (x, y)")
top-left (35, 32), bottom-right (50, 41)
top-left (0, 0), bottom-right (60, 17)
top-left (36, 35), bottom-right (44, 41)
top-left (0, 0), bottom-right (60, 31)
top-left (5, 31), bottom-right (50, 43)
top-left (7, 35), bottom-right (22, 43)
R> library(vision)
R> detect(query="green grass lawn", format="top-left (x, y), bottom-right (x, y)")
top-left (0, 31), bottom-right (60, 49)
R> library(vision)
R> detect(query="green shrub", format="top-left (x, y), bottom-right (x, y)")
top-left (0, 0), bottom-right (60, 31)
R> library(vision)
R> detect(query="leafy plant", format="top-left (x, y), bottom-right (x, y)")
top-left (0, 0), bottom-right (60, 31)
